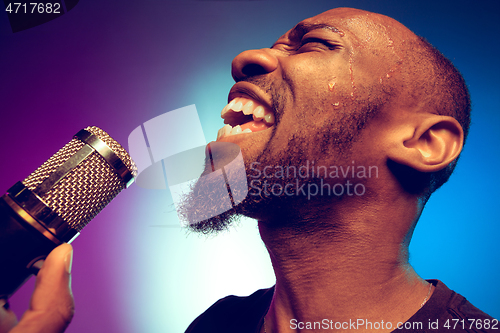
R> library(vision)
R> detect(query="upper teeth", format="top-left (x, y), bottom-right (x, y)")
top-left (221, 97), bottom-right (275, 125)
top-left (217, 97), bottom-right (275, 140)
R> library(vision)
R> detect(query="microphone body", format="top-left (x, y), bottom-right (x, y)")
top-left (0, 126), bottom-right (136, 298)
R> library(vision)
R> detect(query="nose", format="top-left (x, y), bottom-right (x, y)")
top-left (231, 49), bottom-right (279, 82)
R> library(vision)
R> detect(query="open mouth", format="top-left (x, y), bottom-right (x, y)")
top-left (217, 97), bottom-right (275, 140)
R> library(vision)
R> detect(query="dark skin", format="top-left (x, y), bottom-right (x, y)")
top-left (219, 8), bottom-right (463, 332)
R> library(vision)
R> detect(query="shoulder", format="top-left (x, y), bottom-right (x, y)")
top-left (185, 286), bottom-right (274, 333)
top-left (398, 280), bottom-right (497, 333)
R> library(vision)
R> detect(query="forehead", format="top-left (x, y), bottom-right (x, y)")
top-left (280, 8), bottom-right (416, 45)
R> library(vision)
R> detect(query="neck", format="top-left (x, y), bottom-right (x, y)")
top-left (258, 197), bottom-right (431, 333)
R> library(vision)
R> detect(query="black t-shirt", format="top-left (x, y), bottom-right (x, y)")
top-left (185, 280), bottom-right (497, 332)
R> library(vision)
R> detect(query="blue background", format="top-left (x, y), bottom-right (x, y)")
top-left (0, 0), bottom-right (498, 332)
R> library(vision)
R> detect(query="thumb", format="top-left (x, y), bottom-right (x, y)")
top-left (11, 244), bottom-right (75, 333)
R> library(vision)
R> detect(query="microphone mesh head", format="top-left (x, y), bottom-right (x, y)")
top-left (22, 138), bottom-right (85, 190)
top-left (22, 126), bottom-right (136, 231)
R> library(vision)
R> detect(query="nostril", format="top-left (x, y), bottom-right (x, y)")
top-left (232, 49), bottom-right (278, 81)
top-left (242, 64), bottom-right (269, 77)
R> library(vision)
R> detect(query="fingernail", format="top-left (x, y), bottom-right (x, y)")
top-left (65, 248), bottom-right (73, 274)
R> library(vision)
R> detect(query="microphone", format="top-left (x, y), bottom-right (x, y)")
top-left (0, 126), bottom-right (136, 298)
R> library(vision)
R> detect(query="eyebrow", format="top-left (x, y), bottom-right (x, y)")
top-left (287, 23), bottom-right (342, 42)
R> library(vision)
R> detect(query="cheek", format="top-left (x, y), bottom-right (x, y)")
top-left (281, 54), bottom-right (352, 101)
top-left (350, 51), bottom-right (397, 100)
top-left (272, 56), bottom-right (361, 144)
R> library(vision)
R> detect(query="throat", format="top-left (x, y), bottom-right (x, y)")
top-left (259, 222), bottom-right (430, 333)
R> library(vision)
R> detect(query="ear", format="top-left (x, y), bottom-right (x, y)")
top-left (388, 115), bottom-right (464, 173)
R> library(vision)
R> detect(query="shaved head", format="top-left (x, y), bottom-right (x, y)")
top-left (314, 9), bottom-right (470, 195)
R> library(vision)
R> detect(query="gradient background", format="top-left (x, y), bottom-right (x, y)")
top-left (0, 0), bottom-right (498, 332)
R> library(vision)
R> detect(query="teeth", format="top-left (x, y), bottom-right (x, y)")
top-left (221, 98), bottom-right (272, 121)
top-left (230, 125), bottom-right (242, 135)
top-left (242, 101), bottom-right (254, 115)
top-left (264, 113), bottom-right (275, 125)
top-left (221, 99), bottom-right (236, 117)
top-left (232, 101), bottom-right (243, 112)
top-left (218, 97), bottom-right (276, 139)
top-left (223, 124), bottom-right (232, 137)
top-left (253, 106), bottom-right (265, 120)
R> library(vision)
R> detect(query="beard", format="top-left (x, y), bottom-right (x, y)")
top-left (181, 77), bottom-right (385, 234)
top-left (177, 141), bottom-right (248, 234)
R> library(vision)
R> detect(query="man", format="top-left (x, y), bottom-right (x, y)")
top-left (0, 7), bottom-right (493, 333)
top-left (184, 7), bottom-right (496, 333)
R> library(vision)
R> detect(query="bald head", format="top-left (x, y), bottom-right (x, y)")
top-left (302, 8), bottom-right (470, 194)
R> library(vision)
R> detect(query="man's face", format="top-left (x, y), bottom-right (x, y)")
top-left (184, 8), bottom-right (418, 229)
top-left (218, 8), bottom-right (413, 168)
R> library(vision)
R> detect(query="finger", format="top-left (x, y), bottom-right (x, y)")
top-left (0, 299), bottom-right (17, 333)
top-left (11, 244), bottom-right (74, 333)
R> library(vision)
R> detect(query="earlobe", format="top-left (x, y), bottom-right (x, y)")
top-left (390, 116), bottom-right (464, 173)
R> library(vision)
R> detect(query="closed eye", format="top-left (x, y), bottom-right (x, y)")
top-left (297, 38), bottom-right (337, 51)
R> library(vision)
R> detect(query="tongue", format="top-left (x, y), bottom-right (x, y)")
top-left (240, 120), bottom-right (271, 133)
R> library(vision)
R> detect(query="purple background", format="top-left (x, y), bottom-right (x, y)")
top-left (1, 0), bottom-right (499, 332)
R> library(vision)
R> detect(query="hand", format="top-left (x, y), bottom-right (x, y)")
top-left (0, 244), bottom-right (75, 333)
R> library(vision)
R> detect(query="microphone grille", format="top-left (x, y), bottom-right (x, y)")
top-left (22, 138), bottom-right (85, 191)
top-left (85, 126), bottom-right (136, 173)
top-left (22, 126), bottom-right (136, 232)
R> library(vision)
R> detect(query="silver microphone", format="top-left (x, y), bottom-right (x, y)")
top-left (0, 126), bottom-right (136, 298)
